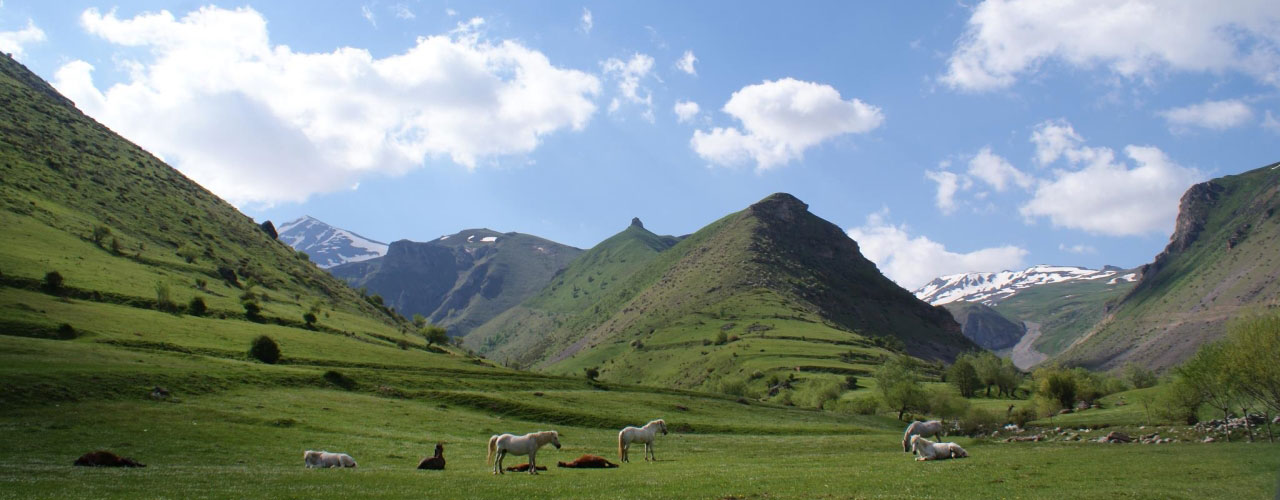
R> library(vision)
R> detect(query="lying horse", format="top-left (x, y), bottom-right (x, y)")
top-left (618, 419), bottom-right (667, 462)
top-left (74, 450), bottom-right (145, 468)
top-left (417, 443), bottom-right (445, 470)
top-left (557, 454), bottom-right (618, 468)
top-left (487, 431), bottom-right (561, 475)
top-left (505, 463), bottom-right (547, 472)
top-left (909, 435), bottom-right (968, 461)
top-left (304, 450), bottom-right (357, 468)
top-left (902, 420), bottom-right (943, 452)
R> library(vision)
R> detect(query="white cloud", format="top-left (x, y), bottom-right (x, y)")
top-left (1159, 99), bottom-right (1253, 131)
top-left (392, 3), bottom-right (415, 20)
top-left (690, 78), bottom-right (883, 169)
top-left (967, 147), bottom-right (1032, 191)
top-left (446, 8), bottom-right (458, 17)
top-left (676, 50), bottom-right (697, 76)
top-left (924, 169), bottom-right (970, 215)
top-left (0, 19), bottom-right (46, 60)
top-left (361, 4), bottom-right (377, 28)
top-left (580, 8), bottom-right (592, 34)
top-left (1265, 110), bottom-right (1280, 134)
top-left (1020, 127), bottom-right (1205, 236)
top-left (673, 100), bottom-right (699, 123)
top-left (943, 0), bottom-right (1280, 91)
top-left (55, 6), bottom-right (601, 206)
top-left (602, 53), bottom-right (655, 122)
top-left (1059, 243), bottom-right (1097, 255)
top-left (1030, 120), bottom-right (1084, 166)
top-left (847, 209), bottom-right (1028, 289)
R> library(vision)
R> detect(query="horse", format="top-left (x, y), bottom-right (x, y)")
top-left (73, 450), bottom-right (145, 468)
top-left (505, 463), bottom-right (547, 472)
top-left (417, 443), bottom-right (445, 470)
top-left (487, 431), bottom-right (561, 475)
top-left (618, 419), bottom-right (667, 463)
top-left (304, 450), bottom-right (357, 468)
top-left (901, 420), bottom-right (943, 452)
top-left (909, 435), bottom-right (968, 461)
top-left (557, 454), bottom-right (618, 468)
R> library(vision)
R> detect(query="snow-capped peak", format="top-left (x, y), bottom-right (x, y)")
top-left (913, 264), bottom-right (1134, 306)
top-left (277, 216), bottom-right (388, 269)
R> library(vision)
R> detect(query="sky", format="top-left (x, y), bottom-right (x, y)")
top-left (3, 1), bottom-right (1278, 290)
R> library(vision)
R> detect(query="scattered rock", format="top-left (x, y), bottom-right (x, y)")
top-left (1203, 437), bottom-right (1216, 443)
top-left (1103, 432), bottom-right (1131, 443)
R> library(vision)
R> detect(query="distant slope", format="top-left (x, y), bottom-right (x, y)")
top-left (915, 265), bottom-right (1137, 360)
top-left (1060, 162), bottom-right (1280, 371)
top-left (473, 193), bottom-right (972, 389)
top-left (277, 216), bottom-right (387, 268)
top-left (943, 302), bottom-right (1025, 351)
top-left (330, 229), bottom-right (582, 336)
top-left (0, 53), bottom-right (461, 368)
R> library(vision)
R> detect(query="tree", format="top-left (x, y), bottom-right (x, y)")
top-left (155, 281), bottom-right (176, 313)
top-left (1222, 313), bottom-right (1280, 416)
top-left (90, 225), bottom-right (111, 246)
top-left (421, 325), bottom-right (448, 347)
top-left (242, 299), bottom-right (263, 322)
top-left (1177, 341), bottom-right (1238, 438)
top-left (177, 243), bottom-right (202, 264)
top-left (412, 314), bottom-right (427, 328)
top-left (947, 355), bottom-right (982, 397)
top-left (248, 335), bottom-right (281, 364)
top-left (1124, 362), bottom-right (1158, 389)
top-left (994, 359), bottom-right (1023, 398)
top-left (875, 355), bottom-right (927, 420)
top-left (303, 312), bottom-right (318, 328)
top-left (1035, 366), bottom-right (1077, 410)
top-left (972, 352), bottom-right (1001, 397)
top-left (42, 271), bottom-right (64, 294)
top-left (187, 296), bottom-right (207, 316)
top-left (584, 367), bottom-right (600, 381)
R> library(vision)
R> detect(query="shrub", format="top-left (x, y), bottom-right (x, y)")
top-left (303, 312), bottom-right (317, 328)
top-left (749, 370), bottom-right (765, 380)
top-left (583, 367), bottom-right (600, 381)
top-left (421, 325), bottom-right (448, 346)
top-left (714, 331), bottom-right (728, 345)
top-left (248, 335), bottom-right (280, 364)
top-left (958, 407), bottom-right (1003, 436)
top-left (832, 393), bottom-right (881, 415)
top-left (187, 296), bottom-right (207, 316)
top-left (177, 243), bottom-right (201, 264)
top-left (109, 237), bottom-right (122, 255)
top-left (242, 300), bottom-right (263, 322)
top-left (42, 271), bottom-right (64, 293)
top-left (925, 385), bottom-right (971, 420)
top-left (796, 378), bottom-right (844, 409)
top-left (1009, 405), bottom-right (1038, 428)
top-left (843, 375), bottom-right (859, 390)
top-left (1157, 377), bottom-right (1204, 425)
top-left (323, 370), bottom-right (356, 390)
top-left (155, 281), bottom-right (177, 313)
top-left (716, 376), bottom-right (751, 397)
top-left (1124, 362), bottom-right (1158, 389)
top-left (90, 225), bottom-right (111, 246)
top-left (56, 323), bottom-right (77, 340)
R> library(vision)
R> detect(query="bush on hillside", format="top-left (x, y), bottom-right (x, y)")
top-left (716, 376), bottom-right (752, 398)
top-left (248, 335), bottom-right (280, 364)
top-left (1124, 362), bottom-right (1158, 389)
top-left (1009, 405), bottom-right (1038, 428)
top-left (924, 385), bottom-right (971, 419)
top-left (831, 393), bottom-right (881, 415)
top-left (187, 296), bottom-right (207, 316)
top-left (583, 367), bottom-right (600, 381)
top-left (795, 378), bottom-right (844, 409)
top-left (323, 370), bottom-right (357, 390)
top-left (958, 407), bottom-right (1004, 436)
top-left (42, 271), bottom-right (64, 294)
top-left (155, 281), bottom-right (178, 314)
top-left (56, 323), bottom-right (77, 340)
top-left (242, 299), bottom-right (263, 322)
top-left (90, 225), bottom-right (111, 246)
top-left (303, 312), bottom-right (317, 328)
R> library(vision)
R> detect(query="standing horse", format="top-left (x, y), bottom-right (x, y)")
top-left (618, 419), bottom-right (667, 463)
top-left (901, 420), bottom-right (943, 452)
top-left (487, 431), bottom-right (561, 475)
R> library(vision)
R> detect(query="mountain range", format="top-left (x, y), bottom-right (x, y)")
top-left (276, 216), bottom-right (388, 269)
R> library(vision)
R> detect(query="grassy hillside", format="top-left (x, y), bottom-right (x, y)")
top-left (1060, 162), bottom-right (1280, 370)
top-left (988, 276), bottom-right (1134, 357)
top-left (472, 193), bottom-right (974, 391)
top-left (330, 229), bottom-right (582, 336)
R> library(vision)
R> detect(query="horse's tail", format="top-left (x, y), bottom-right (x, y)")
top-left (487, 435), bottom-right (497, 465)
top-left (618, 431), bottom-right (625, 460)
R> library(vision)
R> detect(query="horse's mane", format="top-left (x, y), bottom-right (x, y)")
top-left (532, 430), bottom-right (558, 443)
top-left (649, 419), bottom-right (665, 427)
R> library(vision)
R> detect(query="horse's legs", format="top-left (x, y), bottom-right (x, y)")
top-left (645, 441), bottom-right (653, 461)
top-left (621, 442), bottom-right (629, 463)
top-left (528, 450), bottom-right (538, 475)
top-left (495, 450), bottom-right (505, 475)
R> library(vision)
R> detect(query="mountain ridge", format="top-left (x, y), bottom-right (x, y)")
top-left (277, 215), bottom-right (388, 268)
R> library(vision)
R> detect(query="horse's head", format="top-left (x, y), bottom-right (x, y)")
top-left (434, 443), bottom-right (444, 456)
top-left (909, 435), bottom-right (922, 453)
top-left (548, 431), bottom-right (562, 449)
top-left (657, 419), bottom-right (668, 435)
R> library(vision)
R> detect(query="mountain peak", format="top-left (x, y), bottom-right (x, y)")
top-left (630, 217), bottom-right (644, 229)
top-left (749, 193), bottom-right (809, 222)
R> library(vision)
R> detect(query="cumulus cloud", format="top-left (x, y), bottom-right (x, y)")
top-left (967, 146), bottom-right (1032, 191)
top-left (602, 53), bottom-right (655, 121)
top-left (676, 50), bottom-right (697, 75)
top-left (55, 6), bottom-right (601, 206)
top-left (1030, 120), bottom-right (1084, 166)
top-left (690, 78), bottom-right (883, 169)
top-left (673, 100), bottom-right (700, 123)
top-left (1020, 124), bottom-right (1204, 236)
top-left (924, 169), bottom-right (971, 215)
top-left (1159, 99), bottom-right (1253, 131)
top-left (0, 19), bottom-right (46, 60)
top-left (943, 0), bottom-right (1280, 91)
top-left (847, 209), bottom-right (1028, 289)
top-left (580, 8), bottom-right (592, 34)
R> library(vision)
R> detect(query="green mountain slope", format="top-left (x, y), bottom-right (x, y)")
top-left (474, 193), bottom-right (972, 389)
top-left (943, 302), bottom-right (1025, 351)
top-left (988, 275), bottom-right (1134, 357)
top-left (329, 229), bottom-right (582, 336)
top-left (1059, 162), bottom-right (1280, 370)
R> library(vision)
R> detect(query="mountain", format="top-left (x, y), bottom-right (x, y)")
top-left (942, 302), bottom-right (1025, 351)
top-left (914, 265), bottom-right (1137, 364)
top-left (277, 216), bottom-right (388, 268)
top-left (0, 53), bottom-right (455, 370)
top-left (470, 193), bottom-right (974, 389)
top-left (915, 265), bottom-right (1137, 306)
top-left (1059, 162), bottom-right (1280, 371)
top-left (329, 229), bottom-right (582, 336)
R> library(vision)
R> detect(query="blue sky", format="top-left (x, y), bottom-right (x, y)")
top-left (4, 1), bottom-right (1278, 288)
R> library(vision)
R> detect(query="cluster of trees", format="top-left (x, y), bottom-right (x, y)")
top-left (945, 352), bottom-right (1021, 398)
top-left (1162, 313), bottom-right (1280, 440)
top-left (412, 314), bottom-right (450, 347)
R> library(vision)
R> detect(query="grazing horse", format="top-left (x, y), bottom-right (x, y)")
top-left (618, 419), bottom-right (667, 463)
top-left (901, 420), bottom-right (943, 452)
top-left (910, 435), bottom-right (968, 461)
top-left (417, 443), bottom-right (445, 470)
top-left (304, 450), bottom-right (357, 468)
top-left (557, 454), bottom-right (618, 468)
top-left (487, 431), bottom-right (561, 475)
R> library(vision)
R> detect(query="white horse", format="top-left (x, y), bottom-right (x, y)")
top-left (901, 420), bottom-right (943, 452)
top-left (303, 450), bottom-right (357, 468)
top-left (618, 419), bottom-right (667, 463)
top-left (909, 435), bottom-right (968, 461)
top-left (487, 431), bottom-right (561, 475)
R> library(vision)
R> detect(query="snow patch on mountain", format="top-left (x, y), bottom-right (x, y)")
top-left (914, 264), bottom-right (1126, 305)
top-left (278, 216), bottom-right (388, 268)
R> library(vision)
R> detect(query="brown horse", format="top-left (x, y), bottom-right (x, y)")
top-left (417, 443), bottom-right (445, 470)
top-left (504, 463), bottom-right (547, 472)
top-left (557, 454), bottom-right (618, 468)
